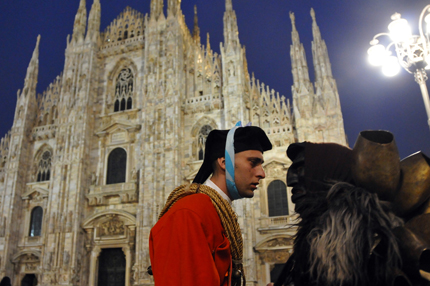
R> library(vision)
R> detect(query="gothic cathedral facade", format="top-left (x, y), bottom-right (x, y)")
top-left (0, 0), bottom-right (346, 285)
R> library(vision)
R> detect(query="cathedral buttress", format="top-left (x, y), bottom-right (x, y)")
top-left (0, 36), bottom-right (40, 279)
top-left (41, 1), bottom-right (101, 283)
top-left (220, 0), bottom-right (249, 126)
top-left (220, 1), bottom-right (258, 281)
top-left (72, 0), bottom-right (87, 44)
top-left (143, 0), bottom-right (186, 242)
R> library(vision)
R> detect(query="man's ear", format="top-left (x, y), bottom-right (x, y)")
top-left (216, 157), bottom-right (226, 171)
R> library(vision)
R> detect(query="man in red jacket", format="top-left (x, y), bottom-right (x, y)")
top-left (149, 125), bottom-right (272, 286)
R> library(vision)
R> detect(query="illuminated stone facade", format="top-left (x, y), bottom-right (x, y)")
top-left (0, 0), bottom-right (346, 285)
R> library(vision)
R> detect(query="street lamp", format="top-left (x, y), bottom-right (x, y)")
top-left (367, 6), bottom-right (430, 130)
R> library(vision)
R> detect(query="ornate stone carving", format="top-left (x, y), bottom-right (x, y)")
top-left (100, 216), bottom-right (125, 236)
top-left (261, 250), bottom-right (291, 264)
top-left (266, 237), bottom-right (293, 247)
top-left (26, 262), bottom-right (37, 271)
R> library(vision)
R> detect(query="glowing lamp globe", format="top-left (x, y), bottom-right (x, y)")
top-left (382, 56), bottom-right (401, 77)
top-left (388, 14), bottom-right (412, 42)
top-left (368, 44), bottom-right (387, 66)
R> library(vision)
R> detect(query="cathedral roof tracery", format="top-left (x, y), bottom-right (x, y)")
top-left (101, 6), bottom-right (145, 47)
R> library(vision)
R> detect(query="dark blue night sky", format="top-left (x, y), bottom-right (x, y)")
top-left (1, 0), bottom-right (429, 158)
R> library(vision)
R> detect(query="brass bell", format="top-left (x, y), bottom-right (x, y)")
top-left (352, 130), bottom-right (400, 201)
top-left (393, 152), bottom-right (430, 216)
top-left (393, 225), bottom-right (430, 280)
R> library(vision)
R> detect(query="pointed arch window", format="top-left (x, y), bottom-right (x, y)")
top-left (114, 68), bottom-right (134, 112)
top-left (197, 125), bottom-right (213, 160)
top-left (29, 206), bottom-right (43, 237)
top-left (106, 148), bottom-right (127, 185)
top-left (37, 150), bottom-right (52, 182)
top-left (267, 180), bottom-right (289, 217)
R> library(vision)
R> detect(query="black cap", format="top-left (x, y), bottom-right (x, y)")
top-left (193, 126), bottom-right (272, 184)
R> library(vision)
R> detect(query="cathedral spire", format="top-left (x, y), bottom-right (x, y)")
top-left (193, 6), bottom-right (201, 43)
top-left (86, 0), bottom-right (101, 43)
top-left (289, 11), bottom-right (311, 90)
top-left (150, 0), bottom-right (164, 20)
top-left (311, 8), bottom-right (334, 85)
top-left (310, 7), bottom-right (344, 130)
top-left (168, 0), bottom-right (181, 17)
top-left (226, 0), bottom-right (233, 11)
top-left (22, 35), bottom-right (40, 98)
top-left (72, 0), bottom-right (87, 43)
top-left (206, 33), bottom-right (211, 52)
top-left (223, 0), bottom-right (240, 50)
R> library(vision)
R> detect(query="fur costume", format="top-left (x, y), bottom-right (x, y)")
top-left (278, 134), bottom-right (430, 286)
top-left (277, 182), bottom-right (403, 286)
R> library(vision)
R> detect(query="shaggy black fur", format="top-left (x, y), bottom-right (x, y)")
top-left (276, 182), bottom-right (403, 286)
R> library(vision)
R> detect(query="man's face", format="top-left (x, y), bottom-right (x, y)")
top-left (234, 150), bottom-right (266, 198)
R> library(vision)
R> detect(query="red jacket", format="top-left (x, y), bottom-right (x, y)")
top-left (149, 193), bottom-right (231, 285)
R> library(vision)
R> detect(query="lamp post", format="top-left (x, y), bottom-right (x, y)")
top-left (368, 6), bottom-right (430, 131)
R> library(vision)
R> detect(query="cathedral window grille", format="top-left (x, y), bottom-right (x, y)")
top-left (29, 206), bottom-right (43, 237)
top-left (106, 148), bottom-right (127, 185)
top-left (97, 248), bottom-right (126, 286)
top-left (267, 180), bottom-right (289, 217)
top-left (37, 151), bottom-right (52, 182)
top-left (114, 68), bottom-right (134, 112)
top-left (198, 125), bottom-right (213, 160)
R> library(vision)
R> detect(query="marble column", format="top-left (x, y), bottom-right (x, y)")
top-left (88, 246), bottom-right (101, 286)
top-left (122, 246), bottom-right (131, 286)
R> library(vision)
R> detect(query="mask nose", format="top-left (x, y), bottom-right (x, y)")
top-left (287, 166), bottom-right (301, 187)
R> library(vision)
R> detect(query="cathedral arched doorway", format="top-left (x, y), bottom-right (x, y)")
top-left (0, 277), bottom-right (11, 286)
top-left (83, 210), bottom-right (135, 286)
top-left (254, 236), bottom-right (294, 285)
top-left (98, 248), bottom-right (126, 286)
top-left (20, 274), bottom-right (37, 286)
